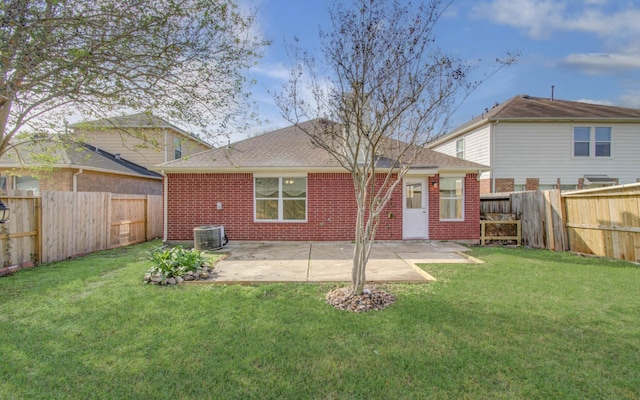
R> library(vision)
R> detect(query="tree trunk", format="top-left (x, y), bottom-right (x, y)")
top-left (352, 204), bottom-right (366, 294)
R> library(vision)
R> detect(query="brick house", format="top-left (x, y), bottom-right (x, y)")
top-left (154, 120), bottom-right (487, 244)
top-left (427, 94), bottom-right (640, 193)
top-left (0, 143), bottom-right (162, 195)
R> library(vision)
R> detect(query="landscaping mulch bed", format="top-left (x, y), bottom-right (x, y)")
top-left (325, 286), bottom-right (396, 312)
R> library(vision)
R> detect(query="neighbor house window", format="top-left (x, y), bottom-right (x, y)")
top-left (595, 127), bottom-right (611, 157)
top-left (174, 138), bottom-right (182, 159)
top-left (573, 127), bottom-right (611, 157)
top-left (15, 176), bottom-right (39, 195)
top-left (439, 177), bottom-right (463, 220)
top-left (255, 176), bottom-right (307, 221)
top-left (456, 138), bottom-right (464, 159)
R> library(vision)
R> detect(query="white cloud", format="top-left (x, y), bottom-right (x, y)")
top-left (472, 0), bottom-right (564, 38)
top-left (618, 90), bottom-right (640, 109)
top-left (560, 52), bottom-right (640, 75)
top-left (473, 0), bottom-right (640, 39)
top-left (575, 98), bottom-right (615, 106)
top-left (251, 63), bottom-right (291, 81)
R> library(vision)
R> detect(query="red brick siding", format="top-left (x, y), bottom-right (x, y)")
top-left (479, 178), bottom-right (491, 194)
top-left (495, 178), bottom-right (514, 193)
top-left (166, 173), bottom-right (403, 241)
top-left (428, 174), bottom-right (480, 241)
top-left (166, 172), bottom-right (479, 242)
top-left (525, 178), bottom-right (539, 191)
top-left (77, 171), bottom-right (161, 195)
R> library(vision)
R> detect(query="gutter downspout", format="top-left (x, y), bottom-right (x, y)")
top-left (73, 169), bottom-right (83, 192)
top-left (160, 170), bottom-right (168, 243)
top-left (491, 121), bottom-right (497, 193)
top-left (163, 128), bottom-right (168, 163)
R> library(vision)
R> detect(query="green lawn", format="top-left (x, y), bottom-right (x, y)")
top-left (1, 242), bottom-right (639, 399)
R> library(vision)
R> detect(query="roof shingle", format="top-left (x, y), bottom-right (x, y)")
top-left (432, 94), bottom-right (640, 144)
top-left (157, 119), bottom-right (486, 172)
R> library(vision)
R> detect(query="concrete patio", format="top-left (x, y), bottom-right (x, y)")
top-left (204, 241), bottom-right (482, 284)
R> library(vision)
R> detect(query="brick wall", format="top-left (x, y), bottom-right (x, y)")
top-left (166, 172), bottom-right (403, 241)
top-left (525, 178), bottom-right (539, 191)
top-left (428, 174), bottom-right (480, 241)
top-left (77, 171), bottom-right (161, 195)
top-left (495, 178), bottom-right (514, 193)
top-left (0, 168), bottom-right (161, 195)
top-left (39, 170), bottom-right (74, 191)
top-left (479, 178), bottom-right (491, 194)
top-left (167, 172), bottom-right (480, 242)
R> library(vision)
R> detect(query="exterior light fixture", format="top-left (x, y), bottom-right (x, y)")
top-left (0, 199), bottom-right (9, 224)
top-left (432, 181), bottom-right (439, 189)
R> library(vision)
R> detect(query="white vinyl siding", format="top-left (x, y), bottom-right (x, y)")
top-left (456, 139), bottom-right (464, 158)
top-left (432, 125), bottom-right (491, 179)
top-left (493, 122), bottom-right (640, 186)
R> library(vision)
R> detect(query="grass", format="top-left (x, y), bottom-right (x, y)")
top-left (1, 241), bottom-right (639, 399)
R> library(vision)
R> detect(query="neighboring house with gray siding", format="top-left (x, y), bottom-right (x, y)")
top-left (427, 94), bottom-right (640, 193)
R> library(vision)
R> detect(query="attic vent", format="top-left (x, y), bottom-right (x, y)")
top-left (194, 225), bottom-right (226, 251)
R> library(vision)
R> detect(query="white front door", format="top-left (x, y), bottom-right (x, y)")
top-left (403, 178), bottom-right (428, 239)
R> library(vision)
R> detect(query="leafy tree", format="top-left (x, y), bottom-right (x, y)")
top-left (0, 0), bottom-right (267, 158)
top-left (276, 0), bottom-right (515, 295)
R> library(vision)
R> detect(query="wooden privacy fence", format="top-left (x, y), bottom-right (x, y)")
top-left (480, 190), bottom-right (567, 251)
top-left (0, 190), bottom-right (162, 268)
top-left (481, 185), bottom-right (640, 262)
top-left (563, 184), bottom-right (640, 262)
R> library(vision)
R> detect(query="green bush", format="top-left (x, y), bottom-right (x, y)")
top-left (147, 246), bottom-right (206, 280)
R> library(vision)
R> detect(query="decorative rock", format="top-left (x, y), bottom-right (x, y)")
top-left (143, 266), bottom-right (216, 285)
top-left (325, 286), bottom-right (396, 313)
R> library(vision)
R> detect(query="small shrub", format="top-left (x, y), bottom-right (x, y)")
top-left (147, 246), bottom-right (206, 282)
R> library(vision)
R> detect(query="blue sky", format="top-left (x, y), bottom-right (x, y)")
top-left (238, 0), bottom-right (640, 140)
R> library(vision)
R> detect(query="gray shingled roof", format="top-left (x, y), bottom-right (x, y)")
top-left (429, 94), bottom-right (640, 146)
top-left (0, 142), bottom-right (161, 178)
top-left (156, 119), bottom-right (486, 172)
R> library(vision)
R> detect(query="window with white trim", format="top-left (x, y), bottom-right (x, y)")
top-left (174, 137), bottom-right (182, 159)
top-left (573, 126), bottom-right (611, 157)
top-left (455, 138), bottom-right (464, 159)
top-left (255, 176), bottom-right (307, 221)
top-left (439, 177), bottom-right (464, 220)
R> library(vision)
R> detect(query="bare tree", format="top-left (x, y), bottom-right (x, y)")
top-left (276, 0), bottom-right (515, 295)
top-left (0, 0), bottom-right (267, 159)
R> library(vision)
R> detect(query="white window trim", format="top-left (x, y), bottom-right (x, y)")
top-left (254, 174), bottom-right (308, 223)
top-left (439, 177), bottom-right (464, 221)
top-left (174, 137), bottom-right (183, 160)
top-left (572, 126), bottom-right (613, 159)
top-left (455, 138), bottom-right (464, 159)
